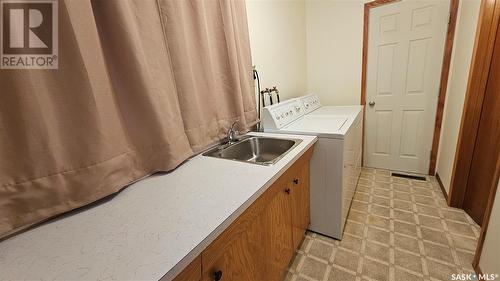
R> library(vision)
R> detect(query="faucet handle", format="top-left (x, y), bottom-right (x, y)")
top-left (228, 120), bottom-right (239, 133)
top-left (227, 120), bottom-right (239, 142)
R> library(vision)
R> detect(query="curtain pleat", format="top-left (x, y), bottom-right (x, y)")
top-left (158, 0), bottom-right (256, 150)
top-left (0, 0), bottom-right (255, 238)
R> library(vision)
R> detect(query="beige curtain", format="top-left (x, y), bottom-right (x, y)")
top-left (0, 0), bottom-right (256, 238)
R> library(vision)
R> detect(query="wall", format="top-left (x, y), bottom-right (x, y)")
top-left (479, 180), bottom-right (500, 274)
top-left (436, 0), bottom-right (480, 193)
top-left (245, 0), bottom-right (308, 106)
top-left (305, 0), bottom-right (367, 106)
top-left (246, 0), bottom-right (366, 107)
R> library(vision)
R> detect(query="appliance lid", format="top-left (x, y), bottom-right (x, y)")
top-left (281, 115), bottom-right (348, 135)
top-left (308, 105), bottom-right (363, 117)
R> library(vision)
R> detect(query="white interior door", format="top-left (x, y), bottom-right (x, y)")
top-left (364, 0), bottom-right (449, 174)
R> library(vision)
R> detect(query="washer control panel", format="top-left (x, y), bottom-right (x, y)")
top-left (262, 99), bottom-right (305, 130)
top-left (300, 94), bottom-right (321, 114)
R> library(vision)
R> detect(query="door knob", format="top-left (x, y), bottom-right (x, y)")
top-left (368, 101), bottom-right (375, 107)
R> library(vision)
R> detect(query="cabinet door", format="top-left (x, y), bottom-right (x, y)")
top-left (171, 256), bottom-right (201, 281)
top-left (201, 200), bottom-right (265, 281)
top-left (263, 177), bottom-right (294, 281)
top-left (290, 162), bottom-right (311, 250)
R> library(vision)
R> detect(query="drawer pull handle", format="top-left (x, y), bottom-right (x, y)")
top-left (293, 178), bottom-right (299, 184)
top-left (285, 188), bottom-right (291, 194)
top-left (214, 270), bottom-right (223, 281)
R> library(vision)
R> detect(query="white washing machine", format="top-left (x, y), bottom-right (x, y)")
top-left (262, 94), bottom-right (363, 239)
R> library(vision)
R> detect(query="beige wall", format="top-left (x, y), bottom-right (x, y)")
top-left (436, 0), bottom-right (480, 193)
top-left (246, 0), bottom-right (308, 105)
top-left (246, 0), bottom-right (366, 107)
top-left (479, 180), bottom-right (500, 274)
top-left (305, 0), bottom-right (366, 106)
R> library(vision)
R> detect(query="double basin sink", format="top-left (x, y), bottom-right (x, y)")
top-left (203, 136), bottom-right (302, 166)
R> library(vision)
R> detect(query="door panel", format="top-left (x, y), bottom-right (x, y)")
top-left (291, 163), bottom-right (310, 251)
top-left (201, 202), bottom-right (265, 281)
top-left (263, 177), bottom-right (293, 281)
top-left (377, 44), bottom-right (398, 96)
top-left (463, 26), bottom-right (500, 225)
top-left (374, 110), bottom-right (393, 155)
top-left (412, 6), bottom-right (434, 30)
top-left (380, 13), bottom-right (400, 35)
top-left (364, 0), bottom-right (449, 173)
top-left (399, 110), bottom-right (424, 158)
top-left (406, 38), bottom-right (430, 94)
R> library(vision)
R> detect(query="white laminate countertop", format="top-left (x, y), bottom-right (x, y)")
top-left (0, 132), bottom-right (317, 281)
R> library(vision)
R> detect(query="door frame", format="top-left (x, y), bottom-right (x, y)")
top-left (472, 148), bottom-right (500, 274)
top-left (360, 0), bottom-right (459, 175)
top-left (449, 1), bottom-right (500, 273)
top-left (448, 0), bottom-right (500, 208)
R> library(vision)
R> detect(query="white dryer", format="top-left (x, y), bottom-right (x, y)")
top-left (262, 94), bottom-right (363, 239)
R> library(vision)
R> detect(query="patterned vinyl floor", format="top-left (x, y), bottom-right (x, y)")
top-left (285, 168), bottom-right (480, 281)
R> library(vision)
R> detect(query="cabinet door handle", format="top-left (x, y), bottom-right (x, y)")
top-left (214, 270), bottom-right (223, 281)
top-left (285, 188), bottom-right (291, 194)
top-left (293, 178), bottom-right (299, 185)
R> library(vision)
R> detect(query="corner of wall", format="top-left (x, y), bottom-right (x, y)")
top-left (434, 0), bottom-right (481, 195)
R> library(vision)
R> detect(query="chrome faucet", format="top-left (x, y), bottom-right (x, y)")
top-left (227, 121), bottom-right (239, 143)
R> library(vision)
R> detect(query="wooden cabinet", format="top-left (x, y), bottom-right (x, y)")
top-left (290, 161), bottom-right (310, 250)
top-left (263, 176), bottom-right (294, 281)
top-left (201, 186), bottom-right (266, 281)
top-left (175, 147), bottom-right (313, 281)
top-left (171, 256), bottom-right (201, 281)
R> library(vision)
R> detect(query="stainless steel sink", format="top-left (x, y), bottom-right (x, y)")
top-left (203, 136), bottom-right (302, 166)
